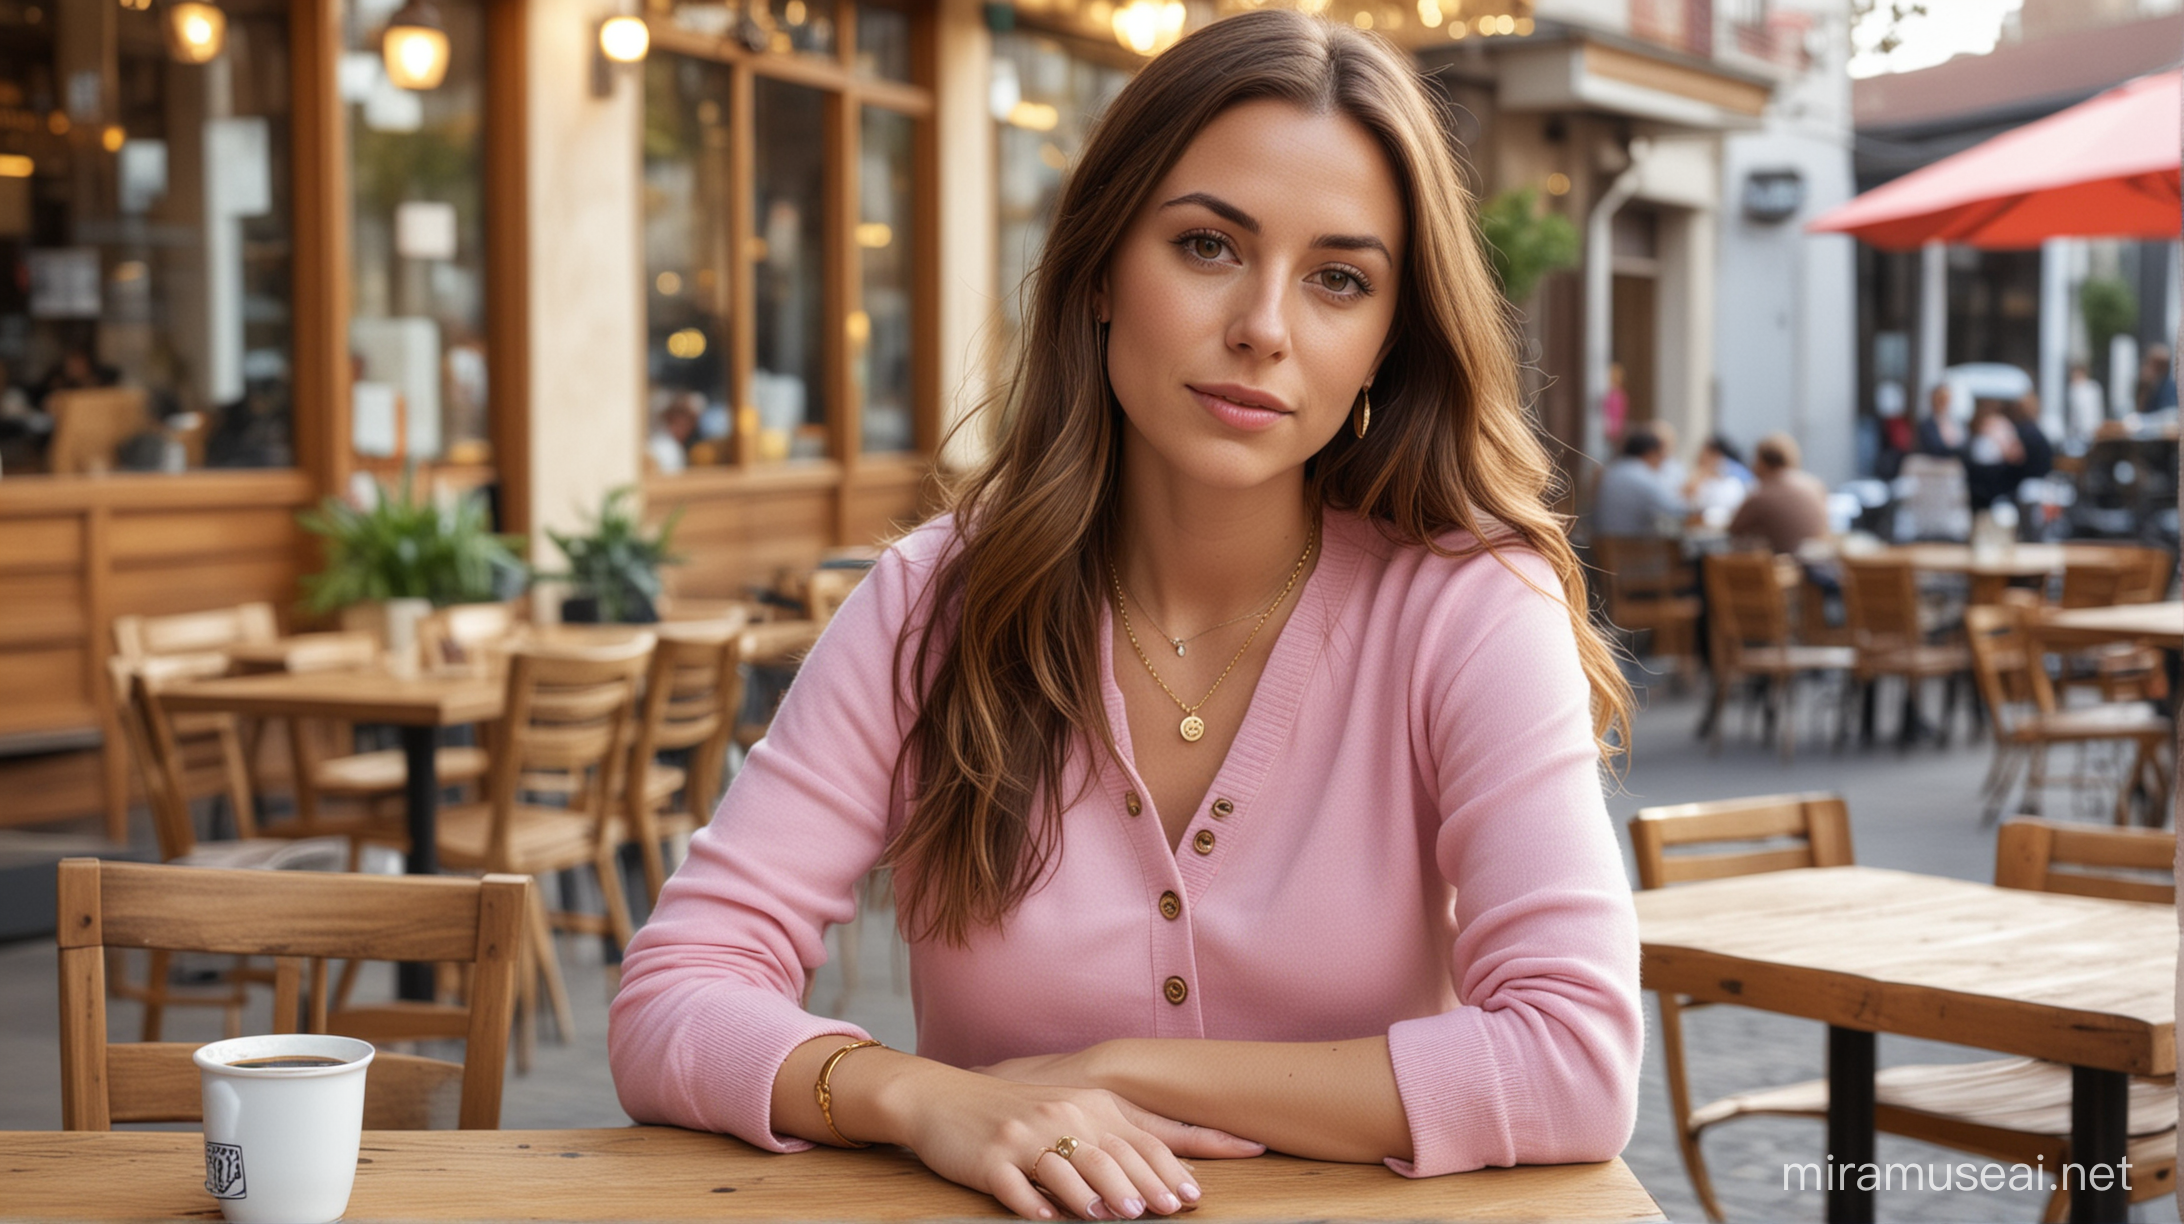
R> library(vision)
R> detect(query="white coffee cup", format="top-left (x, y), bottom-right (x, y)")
top-left (194, 1034), bottom-right (375, 1224)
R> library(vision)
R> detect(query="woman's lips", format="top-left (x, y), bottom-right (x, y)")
top-left (1191, 387), bottom-right (1288, 432)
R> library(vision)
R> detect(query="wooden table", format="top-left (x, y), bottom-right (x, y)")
top-left (2034, 602), bottom-right (2184, 651)
top-left (1861, 543), bottom-right (2126, 581)
top-left (1637, 866), bottom-right (2174, 1224)
top-left (159, 670), bottom-right (503, 999)
top-left (0, 1126), bottom-right (1666, 1221)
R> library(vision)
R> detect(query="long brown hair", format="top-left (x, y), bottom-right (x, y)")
top-left (886, 9), bottom-right (1632, 946)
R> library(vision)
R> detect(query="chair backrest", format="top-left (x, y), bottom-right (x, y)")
top-left (1963, 603), bottom-right (2057, 722)
top-left (2122, 546), bottom-right (2176, 604)
top-left (1628, 792), bottom-right (1855, 891)
top-left (631, 619), bottom-right (748, 761)
top-left (2059, 557), bottom-right (2130, 610)
top-left (1839, 557), bottom-right (1922, 648)
top-left (112, 602), bottom-right (279, 666)
top-left (1593, 536), bottom-right (1691, 615)
top-left (1703, 551), bottom-right (1794, 655)
top-left (57, 858), bottom-right (526, 1130)
top-left (806, 566), bottom-right (866, 627)
top-left (48, 386), bottom-right (150, 475)
top-left (1994, 819), bottom-right (2175, 905)
top-left (115, 657), bottom-right (256, 859)
top-left (480, 636), bottom-right (656, 864)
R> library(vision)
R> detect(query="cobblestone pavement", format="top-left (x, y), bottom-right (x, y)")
top-left (1, 675), bottom-right (2172, 1221)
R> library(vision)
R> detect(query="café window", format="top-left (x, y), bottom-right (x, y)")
top-left (991, 29), bottom-right (1129, 366)
top-left (642, 0), bottom-right (930, 474)
top-left (0, 0), bottom-right (296, 478)
top-left (342, 0), bottom-right (491, 469)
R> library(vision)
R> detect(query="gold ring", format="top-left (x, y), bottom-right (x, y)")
top-left (1053, 1136), bottom-right (1080, 1160)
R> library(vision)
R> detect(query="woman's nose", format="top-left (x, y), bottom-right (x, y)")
top-left (1224, 274), bottom-right (1291, 361)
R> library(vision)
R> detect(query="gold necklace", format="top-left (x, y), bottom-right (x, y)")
top-left (1123, 582), bottom-right (1283, 657)
top-left (1111, 527), bottom-right (1316, 743)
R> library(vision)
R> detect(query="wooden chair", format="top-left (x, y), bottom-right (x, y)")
top-left (47, 386), bottom-right (151, 474)
top-left (623, 617), bottom-right (749, 904)
top-left (1964, 604), bottom-right (2171, 825)
top-left (1593, 536), bottom-right (1701, 684)
top-left (110, 603), bottom-right (278, 835)
top-left (270, 634), bottom-right (489, 852)
top-left (2055, 547), bottom-right (2173, 704)
top-left (108, 660), bottom-right (357, 1041)
top-left (57, 858), bottom-right (525, 1132)
top-left (1638, 814), bottom-right (2178, 1224)
top-left (1700, 552), bottom-right (1856, 760)
top-left (432, 635), bottom-right (654, 1067)
top-left (1627, 792), bottom-right (1855, 1224)
top-left (1837, 557), bottom-right (1971, 746)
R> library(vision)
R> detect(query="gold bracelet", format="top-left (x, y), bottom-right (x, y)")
top-left (813, 1039), bottom-right (884, 1148)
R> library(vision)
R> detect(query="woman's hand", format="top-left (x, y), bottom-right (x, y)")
top-left (863, 1055), bottom-right (1265, 1221)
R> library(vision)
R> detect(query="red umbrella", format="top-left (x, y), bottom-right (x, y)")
top-left (1807, 69), bottom-right (2181, 250)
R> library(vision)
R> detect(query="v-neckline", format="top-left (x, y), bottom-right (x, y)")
top-left (1098, 512), bottom-right (1361, 859)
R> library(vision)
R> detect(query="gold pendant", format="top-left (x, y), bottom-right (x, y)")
top-left (1179, 714), bottom-right (1205, 742)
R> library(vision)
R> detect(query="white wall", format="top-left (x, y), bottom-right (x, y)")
top-left (936, 0), bottom-right (999, 471)
top-left (524, 0), bottom-right (646, 561)
top-left (1712, 0), bottom-right (1857, 483)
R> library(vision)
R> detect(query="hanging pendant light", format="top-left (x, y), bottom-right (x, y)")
top-left (166, 1), bottom-right (227, 64)
top-left (382, 0), bottom-right (451, 91)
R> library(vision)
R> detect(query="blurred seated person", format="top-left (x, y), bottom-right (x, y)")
top-left (1683, 434), bottom-right (1753, 525)
top-left (1914, 383), bottom-right (1965, 458)
top-left (1727, 433), bottom-right (1830, 556)
top-left (1592, 425), bottom-right (1688, 539)
top-left (34, 347), bottom-right (118, 408)
top-left (647, 395), bottom-right (700, 475)
top-left (2137, 344), bottom-right (2177, 418)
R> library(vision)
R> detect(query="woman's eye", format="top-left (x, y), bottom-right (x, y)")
top-left (1189, 235), bottom-right (1225, 260)
top-left (1322, 271), bottom-right (1353, 293)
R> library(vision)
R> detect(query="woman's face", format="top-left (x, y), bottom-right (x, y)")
top-left (1100, 99), bottom-right (1405, 494)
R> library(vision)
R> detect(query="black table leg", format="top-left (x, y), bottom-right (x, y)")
top-left (397, 725), bottom-right (440, 1001)
top-left (2067, 1065), bottom-right (2129, 1224)
top-left (1826, 1025), bottom-right (1875, 1224)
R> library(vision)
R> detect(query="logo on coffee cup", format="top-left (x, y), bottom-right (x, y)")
top-left (204, 1140), bottom-right (247, 1199)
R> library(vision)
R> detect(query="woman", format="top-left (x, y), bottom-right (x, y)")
top-left (609, 12), bottom-right (1642, 1220)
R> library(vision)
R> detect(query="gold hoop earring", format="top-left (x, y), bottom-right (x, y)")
top-left (1351, 387), bottom-right (1371, 439)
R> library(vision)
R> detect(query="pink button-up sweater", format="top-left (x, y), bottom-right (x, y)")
top-left (608, 510), bottom-right (1642, 1177)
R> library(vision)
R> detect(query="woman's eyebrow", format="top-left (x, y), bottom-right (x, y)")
top-left (1160, 191), bottom-right (1391, 262)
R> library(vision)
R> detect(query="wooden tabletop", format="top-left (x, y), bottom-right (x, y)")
top-left (2034, 601), bottom-right (2184, 650)
top-left (0, 1127), bottom-right (1665, 1222)
top-left (1636, 866), bottom-right (2175, 1076)
top-left (1859, 543), bottom-right (2123, 578)
top-left (158, 668), bottom-right (504, 727)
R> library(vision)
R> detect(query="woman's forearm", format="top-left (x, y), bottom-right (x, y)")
top-left (1084, 1037), bottom-right (1412, 1165)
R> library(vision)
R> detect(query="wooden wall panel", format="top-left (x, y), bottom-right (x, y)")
top-left (106, 556), bottom-right (301, 620)
top-left (0, 647), bottom-right (95, 739)
top-left (108, 507), bottom-right (301, 561)
top-left (0, 517), bottom-right (81, 569)
top-left (0, 573), bottom-right (86, 648)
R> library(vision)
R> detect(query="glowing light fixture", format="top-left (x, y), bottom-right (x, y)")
top-left (594, 14), bottom-right (651, 96)
top-left (1109, 0), bottom-right (1184, 56)
top-left (0, 155), bottom-right (33, 178)
top-left (854, 222), bottom-right (893, 249)
top-left (102, 125), bottom-right (126, 153)
top-left (382, 0), bottom-right (451, 92)
top-left (1005, 100), bottom-right (1059, 131)
top-left (1416, 0), bottom-right (1442, 29)
top-left (1545, 172), bottom-right (1570, 196)
top-left (666, 328), bottom-right (707, 359)
top-left (166, 2), bottom-right (227, 64)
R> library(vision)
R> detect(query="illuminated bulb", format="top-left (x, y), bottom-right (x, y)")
top-left (666, 328), bottom-right (708, 359)
top-left (1006, 100), bottom-right (1059, 131)
top-left (0, 155), bottom-right (32, 178)
top-left (382, 0), bottom-right (451, 91)
top-left (102, 125), bottom-right (125, 153)
top-left (1495, 13), bottom-right (1514, 33)
top-left (1514, 15), bottom-right (1533, 33)
top-left (1352, 9), bottom-right (1372, 27)
top-left (784, 0), bottom-right (807, 23)
top-left (1417, 0), bottom-right (1442, 28)
top-left (845, 310), bottom-right (870, 345)
top-left (165, 2), bottom-right (226, 64)
top-left (1110, 0), bottom-right (1185, 55)
top-left (854, 222), bottom-right (893, 249)
top-left (1545, 172), bottom-right (1570, 196)
top-left (656, 271), bottom-right (683, 295)
top-left (599, 15), bottom-right (650, 63)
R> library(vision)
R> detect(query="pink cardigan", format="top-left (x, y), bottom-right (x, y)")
top-left (608, 510), bottom-right (1642, 1176)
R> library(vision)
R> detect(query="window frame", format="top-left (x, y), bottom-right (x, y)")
top-left (643, 0), bottom-right (937, 474)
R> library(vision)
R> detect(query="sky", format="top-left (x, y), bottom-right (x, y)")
top-left (1847, 0), bottom-right (2025, 78)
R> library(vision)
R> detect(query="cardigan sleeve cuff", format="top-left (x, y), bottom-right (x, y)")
top-left (609, 979), bottom-right (871, 1154)
top-left (1381, 1009), bottom-right (1518, 1178)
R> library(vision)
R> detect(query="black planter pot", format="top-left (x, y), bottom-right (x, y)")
top-left (560, 592), bottom-right (660, 624)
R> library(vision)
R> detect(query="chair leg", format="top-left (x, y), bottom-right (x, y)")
top-left (512, 918), bottom-right (537, 1076)
top-left (2024, 742), bottom-right (2050, 816)
top-left (1656, 995), bottom-right (1730, 1224)
top-left (527, 884), bottom-right (576, 1044)
top-left (595, 849), bottom-right (637, 954)
top-left (1979, 744), bottom-right (2025, 826)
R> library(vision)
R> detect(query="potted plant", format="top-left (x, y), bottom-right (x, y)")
top-left (297, 473), bottom-right (527, 649)
top-left (537, 486), bottom-right (684, 624)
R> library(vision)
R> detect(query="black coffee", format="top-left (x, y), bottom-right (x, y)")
top-left (225, 1056), bottom-right (348, 1069)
